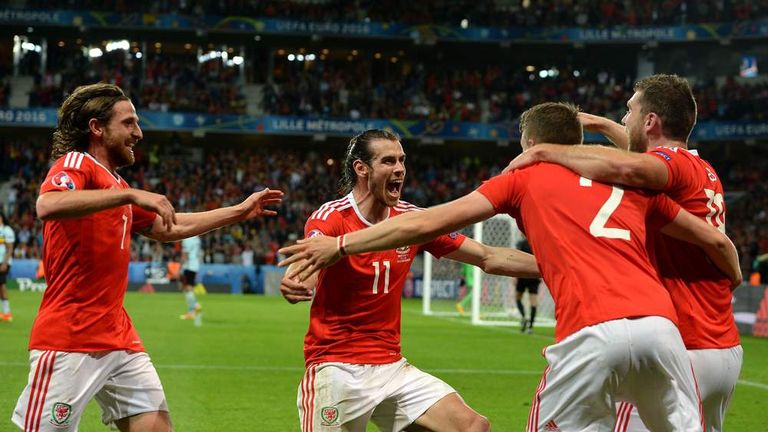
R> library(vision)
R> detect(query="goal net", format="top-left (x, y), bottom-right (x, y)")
top-left (421, 214), bottom-right (556, 328)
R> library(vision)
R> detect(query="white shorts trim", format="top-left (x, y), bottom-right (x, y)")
top-left (297, 358), bottom-right (455, 432)
top-left (614, 345), bottom-right (743, 432)
top-left (527, 317), bottom-right (703, 432)
top-left (13, 350), bottom-right (168, 431)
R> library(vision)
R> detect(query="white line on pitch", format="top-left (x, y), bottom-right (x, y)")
top-left (2, 361), bottom-right (766, 390)
top-left (737, 379), bottom-right (768, 391)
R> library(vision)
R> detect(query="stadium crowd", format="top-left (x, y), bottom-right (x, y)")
top-left (1, 134), bottom-right (766, 280)
top-left (21, 48), bottom-right (246, 115)
top-left (266, 61), bottom-right (768, 122)
top-left (9, 46), bottom-right (768, 123)
top-left (22, 0), bottom-right (768, 27)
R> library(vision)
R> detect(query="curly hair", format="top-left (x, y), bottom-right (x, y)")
top-left (51, 83), bottom-right (128, 161)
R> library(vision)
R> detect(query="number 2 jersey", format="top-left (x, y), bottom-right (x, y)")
top-left (303, 193), bottom-right (465, 367)
top-left (477, 163), bottom-right (681, 342)
top-left (31, 152), bottom-right (157, 352)
top-left (647, 147), bottom-right (739, 349)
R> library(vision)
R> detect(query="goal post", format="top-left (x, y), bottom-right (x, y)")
top-left (421, 214), bottom-right (556, 328)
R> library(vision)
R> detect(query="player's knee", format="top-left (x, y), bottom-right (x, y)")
top-left (457, 412), bottom-right (490, 432)
top-left (470, 413), bottom-right (491, 432)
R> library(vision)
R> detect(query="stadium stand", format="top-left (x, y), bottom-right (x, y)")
top-left (0, 0), bottom-right (766, 281)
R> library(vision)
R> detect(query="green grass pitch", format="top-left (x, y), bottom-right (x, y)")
top-left (1, 290), bottom-right (767, 431)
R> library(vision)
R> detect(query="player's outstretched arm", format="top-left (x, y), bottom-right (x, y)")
top-left (37, 189), bottom-right (177, 229)
top-left (279, 192), bottom-right (497, 280)
top-left (146, 188), bottom-right (283, 242)
top-left (280, 261), bottom-right (318, 303)
top-left (444, 238), bottom-right (540, 278)
top-left (503, 144), bottom-right (669, 190)
top-left (661, 210), bottom-right (742, 288)
top-left (578, 112), bottom-right (629, 150)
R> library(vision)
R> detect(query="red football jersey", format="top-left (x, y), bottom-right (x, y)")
top-left (30, 152), bottom-right (157, 352)
top-left (648, 147), bottom-right (739, 349)
top-left (477, 163), bottom-right (680, 342)
top-left (303, 194), bottom-right (465, 367)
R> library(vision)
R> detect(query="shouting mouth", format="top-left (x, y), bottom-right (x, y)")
top-left (386, 179), bottom-right (403, 197)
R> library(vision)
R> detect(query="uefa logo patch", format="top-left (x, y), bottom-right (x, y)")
top-left (51, 172), bottom-right (76, 190)
top-left (307, 229), bottom-right (324, 238)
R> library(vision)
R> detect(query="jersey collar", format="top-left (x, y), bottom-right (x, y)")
top-left (348, 192), bottom-right (390, 227)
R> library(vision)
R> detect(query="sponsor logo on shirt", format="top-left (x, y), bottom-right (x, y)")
top-left (307, 229), bottom-right (324, 238)
top-left (320, 406), bottom-right (340, 426)
top-left (51, 172), bottom-right (76, 190)
top-left (50, 402), bottom-right (72, 427)
top-left (652, 151), bottom-right (671, 161)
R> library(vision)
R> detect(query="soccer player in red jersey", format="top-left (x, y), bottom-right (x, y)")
top-left (12, 83), bottom-right (283, 432)
top-left (505, 75), bottom-right (743, 432)
top-left (279, 129), bottom-right (542, 432)
top-left (280, 103), bottom-right (742, 431)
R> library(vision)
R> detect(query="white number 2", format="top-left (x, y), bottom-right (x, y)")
top-left (120, 214), bottom-right (128, 250)
top-left (580, 177), bottom-right (630, 241)
top-left (704, 189), bottom-right (726, 233)
top-left (372, 260), bottom-right (391, 294)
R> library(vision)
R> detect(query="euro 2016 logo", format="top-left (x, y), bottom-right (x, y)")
top-left (51, 172), bottom-right (76, 190)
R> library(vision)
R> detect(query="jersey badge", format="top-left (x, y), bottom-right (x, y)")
top-left (307, 229), bottom-right (324, 238)
top-left (50, 402), bottom-right (73, 426)
top-left (51, 172), bottom-right (76, 190)
top-left (320, 406), bottom-right (340, 426)
top-left (705, 168), bottom-right (717, 182)
top-left (396, 246), bottom-right (411, 263)
top-left (448, 231), bottom-right (460, 239)
top-left (652, 151), bottom-right (671, 161)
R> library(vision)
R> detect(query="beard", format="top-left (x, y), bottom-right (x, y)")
top-left (628, 128), bottom-right (648, 154)
top-left (104, 134), bottom-right (136, 168)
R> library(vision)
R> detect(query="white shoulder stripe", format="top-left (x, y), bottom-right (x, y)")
top-left (322, 204), bottom-right (352, 220)
top-left (314, 197), bottom-right (348, 214)
top-left (63, 152), bottom-right (86, 169)
top-left (396, 206), bottom-right (425, 213)
top-left (321, 198), bottom-right (351, 219)
top-left (310, 198), bottom-right (351, 220)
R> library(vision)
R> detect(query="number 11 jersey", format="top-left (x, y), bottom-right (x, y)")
top-left (302, 193), bottom-right (465, 367)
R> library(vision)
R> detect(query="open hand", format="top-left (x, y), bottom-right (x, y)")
top-left (278, 236), bottom-right (341, 281)
top-left (238, 188), bottom-right (284, 220)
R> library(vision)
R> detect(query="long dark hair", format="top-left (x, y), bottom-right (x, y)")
top-left (338, 129), bottom-right (400, 195)
top-left (51, 83), bottom-right (129, 161)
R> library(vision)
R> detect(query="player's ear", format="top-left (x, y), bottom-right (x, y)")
top-left (88, 118), bottom-right (104, 138)
top-left (353, 159), bottom-right (368, 177)
top-left (645, 112), bottom-right (658, 131)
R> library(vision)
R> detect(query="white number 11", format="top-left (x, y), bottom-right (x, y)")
top-left (372, 260), bottom-right (391, 294)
